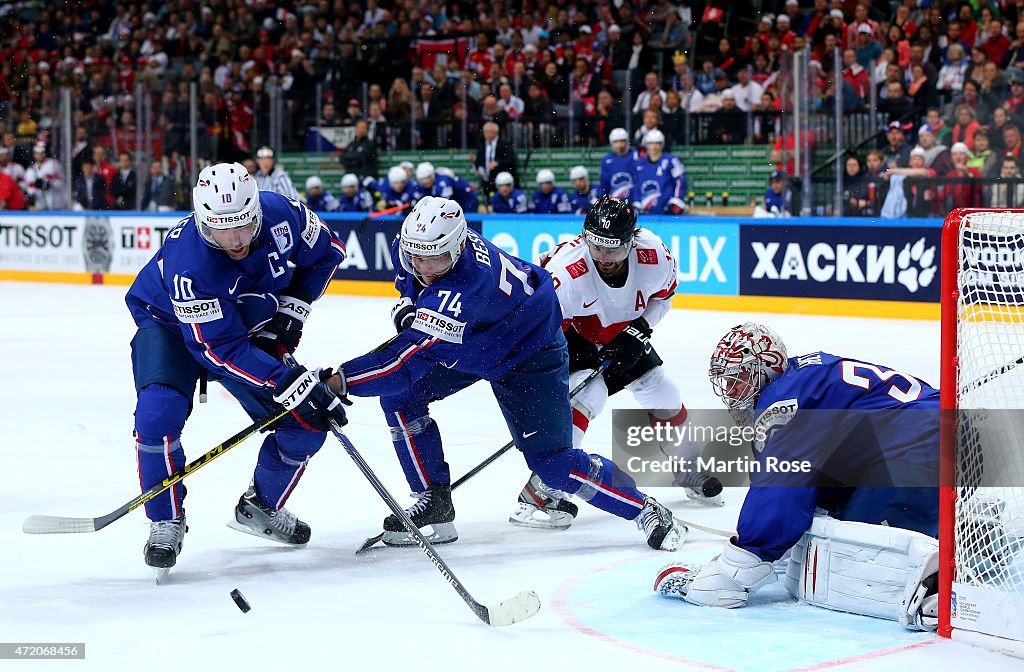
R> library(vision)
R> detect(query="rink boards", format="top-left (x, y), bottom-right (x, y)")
top-left (0, 211), bottom-right (943, 320)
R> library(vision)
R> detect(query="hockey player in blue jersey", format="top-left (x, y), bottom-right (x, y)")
top-left (338, 173), bottom-right (374, 213)
top-left (304, 176), bottom-right (339, 213)
top-left (567, 165), bottom-right (600, 214)
top-left (764, 170), bottom-right (793, 216)
top-left (376, 166), bottom-right (420, 210)
top-left (124, 162), bottom-right (347, 576)
top-left (416, 162), bottom-right (479, 214)
top-left (654, 323), bottom-right (941, 631)
top-left (632, 130), bottom-right (687, 215)
top-left (530, 169), bottom-right (572, 214)
top-left (490, 171), bottom-right (528, 213)
top-left (322, 196), bottom-right (684, 551)
top-left (600, 127), bottom-right (636, 199)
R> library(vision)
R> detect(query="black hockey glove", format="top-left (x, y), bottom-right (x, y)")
top-left (391, 297), bottom-right (416, 333)
top-left (273, 366), bottom-right (350, 432)
top-left (599, 317), bottom-right (653, 371)
top-left (257, 294), bottom-right (312, 358)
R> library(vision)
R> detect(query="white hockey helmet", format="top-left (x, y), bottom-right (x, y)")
top-left (709, 323), bottom-right (789, 426)
top-left (643, 129), bottom-right (665, 147)
top-left (399, 161), bottom-right (415, 176)
top-left (305, 175), bottom-right (323, 191)
top-left (399, 196), bottom-right (468, 284)
top-left (388, 165), bottom-right (407, 189)
top-left (415, 161), bottom-right (436, 181)
top-left (192, 162), bottom-right (262, 250)
top-left (536, 169), bottom-right (556, 184)
top-left (570, 165), bottom-right (589, 181)
top-left (609, 127), bottom-right (629, 144)
top-left (341, 173), bottom-right (359, 189)
top-left (495, 171), bottom-right (514, 187)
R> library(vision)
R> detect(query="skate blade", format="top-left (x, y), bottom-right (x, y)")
top-left (226, 519), bottom-right (308, 546)
top-left (658, 524), bottom-right (687, 552)
top-left (153, 567), bottom-right (171, 585)
top-left (680, 488), bottom-right (725, 507)
top-left (355, 532), bottom-right (385, 554)
top-left (508, 504), bottom-right (574, 530)
top-left (382, 522), bottom-right (458, 546)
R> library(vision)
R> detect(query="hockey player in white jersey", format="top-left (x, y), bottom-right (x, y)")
top-left (510, 196), bottom-right (722, 530)
top-left (25, 142), bottom-right (67, 210)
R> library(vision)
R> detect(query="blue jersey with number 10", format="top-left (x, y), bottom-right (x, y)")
top-left (736, 352), bottom-right (940, 561)
top-left (342, 229), bottom-right (563, 397)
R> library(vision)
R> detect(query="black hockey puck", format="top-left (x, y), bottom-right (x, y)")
top-left (230, 588), bottom-right (251, 613)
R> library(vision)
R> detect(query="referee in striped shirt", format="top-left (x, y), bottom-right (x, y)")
top-left (255, 146), bottom-right (299, 201)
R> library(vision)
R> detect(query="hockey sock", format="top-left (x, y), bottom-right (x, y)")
top-left (253, 430), bottom-right (323, 509)
top-left (387, 409), bottom-right (452, 490)
top-left (526, 448), bottom-right (646, 520)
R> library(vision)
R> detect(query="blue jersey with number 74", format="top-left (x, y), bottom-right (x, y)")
top-left (342, 229), bottom-right (563, 397)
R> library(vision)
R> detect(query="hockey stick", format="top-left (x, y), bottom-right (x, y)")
top-left (286, 355), bottom-right (540, 626)
top-left (23, 407), bottom-right (290, 534)
top-left (356, 360), bottom-right (612, 553)
top-left (369, 202), bottom-right (410, 219)
top-left (959, 354), bottom-right (1024, 396)
top-left (673, 516), bottom-right (734, 538)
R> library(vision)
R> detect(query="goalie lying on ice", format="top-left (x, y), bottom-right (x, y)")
top-left (654, 323), bottom-right (940, 631)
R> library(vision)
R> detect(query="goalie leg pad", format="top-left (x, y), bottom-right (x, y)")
top-left (784, 514), bottom-right (939, 629)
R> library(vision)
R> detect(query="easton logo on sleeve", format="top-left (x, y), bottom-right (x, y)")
top-left (412, 308), bottom-right (466, 343)
top-left (172, 297), bottom-right (224, 323)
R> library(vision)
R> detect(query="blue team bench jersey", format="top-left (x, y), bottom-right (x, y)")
top-left (125, 191), bottom-right (345, 389)
top-left (342, 228), bottom-right (563, 397)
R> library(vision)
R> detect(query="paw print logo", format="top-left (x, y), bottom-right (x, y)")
top-left (896, 237), bottom-right (937, 293)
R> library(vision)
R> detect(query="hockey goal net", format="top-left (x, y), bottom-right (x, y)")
top-left (940, 208), bottom-right (1024, 657)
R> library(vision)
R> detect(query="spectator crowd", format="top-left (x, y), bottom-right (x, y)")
top-left (1, 1), bottom-right (1024, 215)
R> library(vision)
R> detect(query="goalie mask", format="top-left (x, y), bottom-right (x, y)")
top-left (193, 163), bottom-right (262, 256)
top-left (709, 323), bottom-right (789, 425)
top-left (399, 196), bottom-right (468, 285)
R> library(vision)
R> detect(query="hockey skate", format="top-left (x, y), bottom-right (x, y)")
top-left (672, 469), bottom-right (724, 506)
top-left (636, 497), bottom-right (686, 551)
top-left (382, 484), bottom-right (458, 546)
top-left (228, 484), bottom-right (311, 545)
top-left (144, 513), bottom-right (187, 584)
top-left (509, 473), bottom-right (579, 530)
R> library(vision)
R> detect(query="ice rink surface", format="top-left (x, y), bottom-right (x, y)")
top-left (1, 283), bottom-right (1019, 671)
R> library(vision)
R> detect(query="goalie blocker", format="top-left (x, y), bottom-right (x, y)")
top-left (655, 513), bottom-right (939, 631)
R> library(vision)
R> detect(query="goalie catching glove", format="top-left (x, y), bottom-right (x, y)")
top-left (273, 365), bottom-right (350, 432)
top-left (257, 294), bottom-right (312, 357)
top-left (599, 317), bottom-right (652, 370)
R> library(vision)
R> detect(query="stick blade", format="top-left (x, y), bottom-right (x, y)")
top-left (23, 515), bottom-right (98, 534)
top-left (354, 532), bottom-right (384, 555)
top-left (485, 590), bottom-right (541, 626)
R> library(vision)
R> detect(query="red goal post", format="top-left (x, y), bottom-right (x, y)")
top-left (939, 208), bottom-right (1024, 657)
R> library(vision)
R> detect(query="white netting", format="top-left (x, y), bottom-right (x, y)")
top-left (954, 211), bottom-right (1024, 597)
